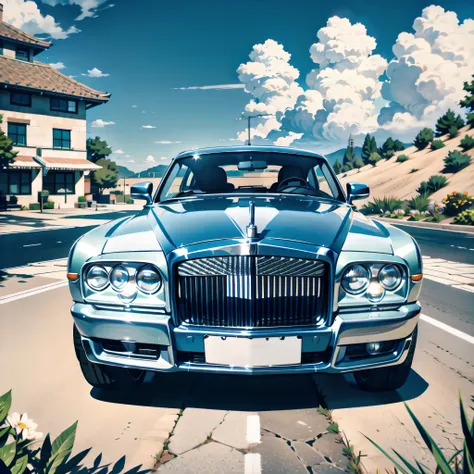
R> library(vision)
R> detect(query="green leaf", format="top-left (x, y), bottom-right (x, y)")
top-left (0, 427), bottom-right (12, 447)
top-left (0, 391), bottom-right (12, 425)
top-left (327, 422), bottom-right (339, 434)
top-left (11, 454), bottom-right (28, 474)
top-left (40, 434), bottom-right (52, 471)
top-left (0, 442), bottom-right (16, 467)
top-left (392, 448), bottom-right (422, 474)
top-left (46, 421), bottom-right (77, 474)
top-left (56, 448), bottom-right (91, 474)
top-left (404, 403), bottom-right (454, 474)
top-left (459, 392), bottom-right (474, 457)
top-left (364, 435), bottom-right (410, 474)
top-left (415, 461), bottom-right (430, 474)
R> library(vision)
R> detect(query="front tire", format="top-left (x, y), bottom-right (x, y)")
top-left (73, 324), bottom-right (145, 390)
top-left (354, 326), bottom-right (418, 392)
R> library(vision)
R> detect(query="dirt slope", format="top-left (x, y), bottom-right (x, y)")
top-left (337, 126), bottom-right (474, 205)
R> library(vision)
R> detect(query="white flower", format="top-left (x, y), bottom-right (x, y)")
top-left (6, 413), bottom-right (43, 441)
top-left (410, 209), bottom-right (420, 215)
top-left (394, 208), bottom-right (405, 215)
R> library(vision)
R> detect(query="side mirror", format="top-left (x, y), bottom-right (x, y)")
top-left (346, 182), bottom-right (369, 204)
top-left (131, 182), bottom-right (154, 208)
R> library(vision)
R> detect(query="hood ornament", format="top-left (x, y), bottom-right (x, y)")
top-left (246, 201), bottom-right (258, 239)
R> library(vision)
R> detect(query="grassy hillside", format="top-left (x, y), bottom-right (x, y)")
top-left (338, 126), bottom-right (474, 205)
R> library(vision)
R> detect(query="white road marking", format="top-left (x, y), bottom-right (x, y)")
top-left (23, 243), bottom-right (41, 247)
top-left (420, 314), bottom-right (474, 345)
top-left (0, 281), bottom-right (68, 305)
top-left (244, 453), bottom-right (262, 474)
top-left (246, 415), bottom-right (261, 444)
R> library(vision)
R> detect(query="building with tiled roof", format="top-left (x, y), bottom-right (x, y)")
top-left (0, 2), bottom-right (110, 208)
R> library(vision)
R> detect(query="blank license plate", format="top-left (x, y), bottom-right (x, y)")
top-left (204, 336), bottom-right (302, 367)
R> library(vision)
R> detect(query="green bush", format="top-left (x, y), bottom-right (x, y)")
top-left (442, 191), bottom-right (474, 216)
top-left (43, 201), bottom-right (55, 209)
top-left (454, 209), bottom-right (474, 225)
top-left (110, 190), bottom-right (124, 195)
top-left (460, 134), bottom-right (474, 151)
top-left (78, 196), bottom-right (87, 203)
top-left (443, 150), bottom-right (472, 172)
top-left (0, 390), bottom-right (142, 474)
top-left (367, 392), bottom-right (473, 474)
top-left (368, 152), bottom-right (381, 166)
top-left (9, 195), bottom-right (18, 205)
top-left (28, 203), bottom-right (40, 210)
top-left (414, 128), bottom-right (434, 150)
top-left (410, 168), bottom-right (418, 173)
top-left (361, 197), bottom-right (404, 215)
top-left (396, 154), bottom-right (409, 163)
top-left (430, 139), bottom-right (445, 150)
top-left (427, 175), bottom-right (448, 192)
top-left (406, 195), bottom-right (429, 213)
top-left (448, 126), bottom-right (459, 138)
top-left (416, 181), bottom-right (430, 196)
top-left (126, 198), bottom-right (134, 204)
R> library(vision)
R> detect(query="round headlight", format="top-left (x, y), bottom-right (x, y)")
top-left (110, 265), bottom-right (129, 291)
top-left (86, 265), bottom-right (109, 291)
top-left (136, 265), bottom-right (162, 294)
top-left (379, 265), bottom-right (402, 290)
top-left (341, 264), bottom-right (370, 294)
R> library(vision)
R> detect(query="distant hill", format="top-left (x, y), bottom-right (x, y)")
top-left (117, 165), bottom-right (135, 178)
top-left (325, 146), bottom-right (362, 165)
top-left (134, 164), bottom-right (169, 178)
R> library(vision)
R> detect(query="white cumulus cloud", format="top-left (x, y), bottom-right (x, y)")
top-left (113, 149), bottom-right (124, 154)
top-left (174, 84), bottom-right (245, 90)
top-left (49, 62), bottom-right (66, 70)
top-left (144, 155), bottom-right (155, 163)
top-left (378, 5), bottom-right (474, 140)
top-left (154, 140), bottom-right (181, 144)
top-left (141, 125), bottom-right (156, 129)
top-left (82, 67), bottom-right (109, 78)
top-left (91, 119), bottom-right (115, 127)
top-left (126, 159), bottom-right (135, 164)
top-left (40, 0), bottom-right (111, 21)
top-left (3, 0), bottom-right (80, 39)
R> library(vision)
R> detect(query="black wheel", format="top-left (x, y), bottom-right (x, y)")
top-left (73, 324), bottom-right (145, 390)
top-left (354, 326), bottom-right (418, 392)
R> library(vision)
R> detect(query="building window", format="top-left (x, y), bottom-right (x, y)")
top-left (53, 129), bottom-right (71, 149)
top-left (8, 123), bottom-right (27, 146)
top-left (51, 98), bottom-right (78, 114)
top-left (0, 170), bottom-right (32, 195)
top-left (10, 92), bottom-right (32, 107)
top-left (43, 172), bottom-right (75, 195)
top-left (16, 49), bottom-right (29, 61)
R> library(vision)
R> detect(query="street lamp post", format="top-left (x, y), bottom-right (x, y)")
top-left (239, 113), bottom-right (274, 146)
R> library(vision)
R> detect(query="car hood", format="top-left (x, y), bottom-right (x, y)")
top-left (100, 196), bottom-right (393, 255)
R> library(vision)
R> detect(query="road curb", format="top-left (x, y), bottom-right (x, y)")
top-left (376, 217), bottom-right (474, 234)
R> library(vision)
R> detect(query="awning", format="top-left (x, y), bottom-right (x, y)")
top-left (11, 156), bottom-right (42, 169)
top-left (33, 157), bottom-right (101, 171)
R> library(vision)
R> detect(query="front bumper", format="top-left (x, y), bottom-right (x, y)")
top-left (71, 302), bottom-right (421, 375)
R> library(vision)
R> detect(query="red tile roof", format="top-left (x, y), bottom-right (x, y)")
top-left (0, 56), bottom-right (110, 102)
top-left (0, 20), bottom-right (51, 49)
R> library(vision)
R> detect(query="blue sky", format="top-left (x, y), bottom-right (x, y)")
top-left (4, 0), bottom-right (474, 171)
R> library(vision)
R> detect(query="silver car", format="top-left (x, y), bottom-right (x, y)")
top-left (68, 146), bottom-right (422, 392)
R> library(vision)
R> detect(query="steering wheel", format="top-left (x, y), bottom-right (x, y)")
top-left (276, 176), bottom-right (315, 194)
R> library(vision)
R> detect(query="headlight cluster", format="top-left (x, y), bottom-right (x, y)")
top-left (85, 263), bottom-right (162, 297)
top-left (341, 263), bottom-right (404, 302)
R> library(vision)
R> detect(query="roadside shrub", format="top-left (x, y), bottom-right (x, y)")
top-left (416, 181), bottom-right (430, 196)
top-left (443, 150), bottom-right (472, 172)
top-left (110, 190), bottom-right (124, 195)
top-left (126, 198), bottom-right (134, 204)
top-left (0, 390), bottom-right (142, 474)
top-left (426, 202), bottom-right (446, 223)
top-left (396, 154), bottom-right (409, 163)
top-left (406, 195), bottom-right (429, 213)
top-left (367, 392), bottom-right (473, 474)
top-left (442, 191), bottom-right (474, 216)
top-left (78, 196), bottom-right (87, 203)
top-left (454, 209), bottom-right (474, 225)
top-left (408, 209), bottom-right (429, 221)
top-left (414, 128), bottom-right (434, 150)
top-left (9, 195), bottom-right (18, 205)
top-left (28, 203), bottom-right (40, 210)
top-left (430, 139), bottom-right (445, 151)
top-left (426, 175), bottom-right (448, 193)
top-left (460, 134), bottom-right (474, 151)
top-left (43, 201), bottom-right (55, 209)
top-left (410, 168), bottom-right (418, 173)
top-left (354, 157), bottom-right (365, 169)
top-left (367, 152), bottom-right (381, 166)
top-left (448, 126), bottom-right (459, 138)
top-left (361, 197), bottom-right (404, 215)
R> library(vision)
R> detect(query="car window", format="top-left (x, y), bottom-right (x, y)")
top-left (308, 164), bottom-right (339, 199)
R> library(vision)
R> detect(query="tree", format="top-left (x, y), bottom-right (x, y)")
top-left (414, 128), bottom-right (434, 150)
top-left (435, 109), bottom-right (465, 137)
top-left (333, 160), bottom-right (342, 175)
top-left (379, 137), bottom-right (406, 159)
top-left (91, 158), bottom-right (119, 195)
top-left (460, 75), bottom-right (474, 128)
top-left (354, 157), bottom-right (365, 169)
top-left (393, 139), bottom-right (405, 152)
top-left (342, 144), bottom-right (355, 171)
top-left (361, 134), bottom-right (371, 164)
top-left (0, 115), bottom-right (18, 169)
top-left (370, 136), bottom-right (377, 154)
top-left (368, 152), bottom-right (381, 166)
top-left (87, 137), bottom-right (112, 163)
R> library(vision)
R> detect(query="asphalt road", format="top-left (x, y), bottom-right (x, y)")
top-left (0, 221), bottom-right (473, 472)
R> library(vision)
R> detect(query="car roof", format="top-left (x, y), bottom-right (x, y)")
top-left (174, 145), bottom-right (329, 163)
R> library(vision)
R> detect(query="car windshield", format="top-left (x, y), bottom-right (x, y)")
top-left (157, 151), bottom-right (344, 202)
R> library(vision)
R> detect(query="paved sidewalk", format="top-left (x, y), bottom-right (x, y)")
top-left (0, 205), bottom-right (142, 234)
top-left (423, 256), bottom-right (474, 293)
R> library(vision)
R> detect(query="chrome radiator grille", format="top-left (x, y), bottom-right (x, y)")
top-left (175, 256), bottom-right (326, 328)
